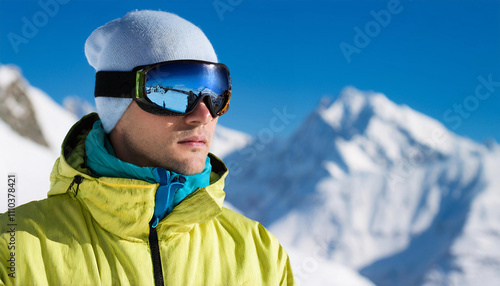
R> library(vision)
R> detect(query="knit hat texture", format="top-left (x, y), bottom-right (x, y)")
top-left (85, 10), bottom-right (218, 133)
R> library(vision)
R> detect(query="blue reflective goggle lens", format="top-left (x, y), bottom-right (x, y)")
top-left (136, 60), bottom-right (231, 117)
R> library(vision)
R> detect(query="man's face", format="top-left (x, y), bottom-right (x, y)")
top-left (109, 100), bottom-right (218, 175)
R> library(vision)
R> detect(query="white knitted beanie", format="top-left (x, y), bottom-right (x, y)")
top-left (85, 10), bottom-right (218, 133)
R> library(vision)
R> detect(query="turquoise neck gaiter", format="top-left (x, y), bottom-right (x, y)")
top-left (85, 120), bottom-right (212, 227)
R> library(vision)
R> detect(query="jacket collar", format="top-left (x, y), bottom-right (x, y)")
top-left (48, 113), bottom-right (228, 241)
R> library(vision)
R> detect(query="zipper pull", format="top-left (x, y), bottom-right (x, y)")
top-left (68, 175), bottom-right (83, 197)
top-left (151, 217), bottom-right (159, 228)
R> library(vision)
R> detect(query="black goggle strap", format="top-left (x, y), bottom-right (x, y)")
top-left (95, 71), bottom-right (136, 98)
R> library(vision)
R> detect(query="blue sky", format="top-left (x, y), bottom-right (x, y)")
top-left (1, 0), bottom-right (499, 143)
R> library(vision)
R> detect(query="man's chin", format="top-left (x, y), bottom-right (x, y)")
top-left (161, 154), bottom-right (208, 175)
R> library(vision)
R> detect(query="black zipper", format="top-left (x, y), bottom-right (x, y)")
top-left (70, 175), bottom-right (164, 284)
top-left (69, 174), bottom-right (165, 284)
top-left (149, 221), bottom-right (164, 286)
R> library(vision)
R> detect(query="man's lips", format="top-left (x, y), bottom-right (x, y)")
top-left (177, 135), bottom-right (207, 147)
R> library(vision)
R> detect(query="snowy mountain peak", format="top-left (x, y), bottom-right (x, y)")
top-left (316, 86), bottom-right (456, 158)
top-left (0, 64), bottom-right (49, 147)
top-left (0, 64), bottom-right (20, 88)
top-left (0, 63), bottom-right (78, 154)
top-left (318, 86), bottom-right (384, 131)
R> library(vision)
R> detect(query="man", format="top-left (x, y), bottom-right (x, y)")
top-left (0, 10), bottom-right (294, 285)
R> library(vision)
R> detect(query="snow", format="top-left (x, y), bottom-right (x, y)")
top-left (210, 124), bottom-right (252, 158)
top-left (335, 138), bottom-right (378, 172)
top-left (365, 117), bottom-right (404, 160)
top-left (323, 160), bottom-right (345, 179)
top-left (409, 185), bottom-right (441, 235)
top-left (149, 90), bottom-right (188, 112)
top-left (27, 86), bottom-right (78, 154)
top-left (0, 65), bottom-right (19, 89)
top-left (319, 96), bottom-right (344, 130)
top-left (0, 119), bottom-right (56, 212)
top-left (270, 211), bottom-right (374, 286)
top-left (371, 95), bottom-right (455, 156)
top-left (4, 96), bottom-right (28, 118)
top-left (319, 86), bottom-right (368, 131)
top-left (445, 149), bottom-right (500, 286)
top-left (286, 248), bottom-right (376, 286)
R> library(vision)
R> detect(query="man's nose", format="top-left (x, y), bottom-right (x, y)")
top-left (185, 100), bottom-right (213, 125)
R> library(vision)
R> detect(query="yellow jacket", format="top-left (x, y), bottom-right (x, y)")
top-left (0, 114), bottom-right (294, 285)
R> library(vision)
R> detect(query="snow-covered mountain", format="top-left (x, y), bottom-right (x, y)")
top-left (224, 87), bottom-right (500, 286)
top-left (0, 65), bottom-right (78, 211)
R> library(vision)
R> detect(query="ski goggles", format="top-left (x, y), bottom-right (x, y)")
top-left (95, 60), bottom-right (231, 117)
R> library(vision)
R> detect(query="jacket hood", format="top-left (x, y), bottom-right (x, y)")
top-left (47, 113), bottom-right (229, 241)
